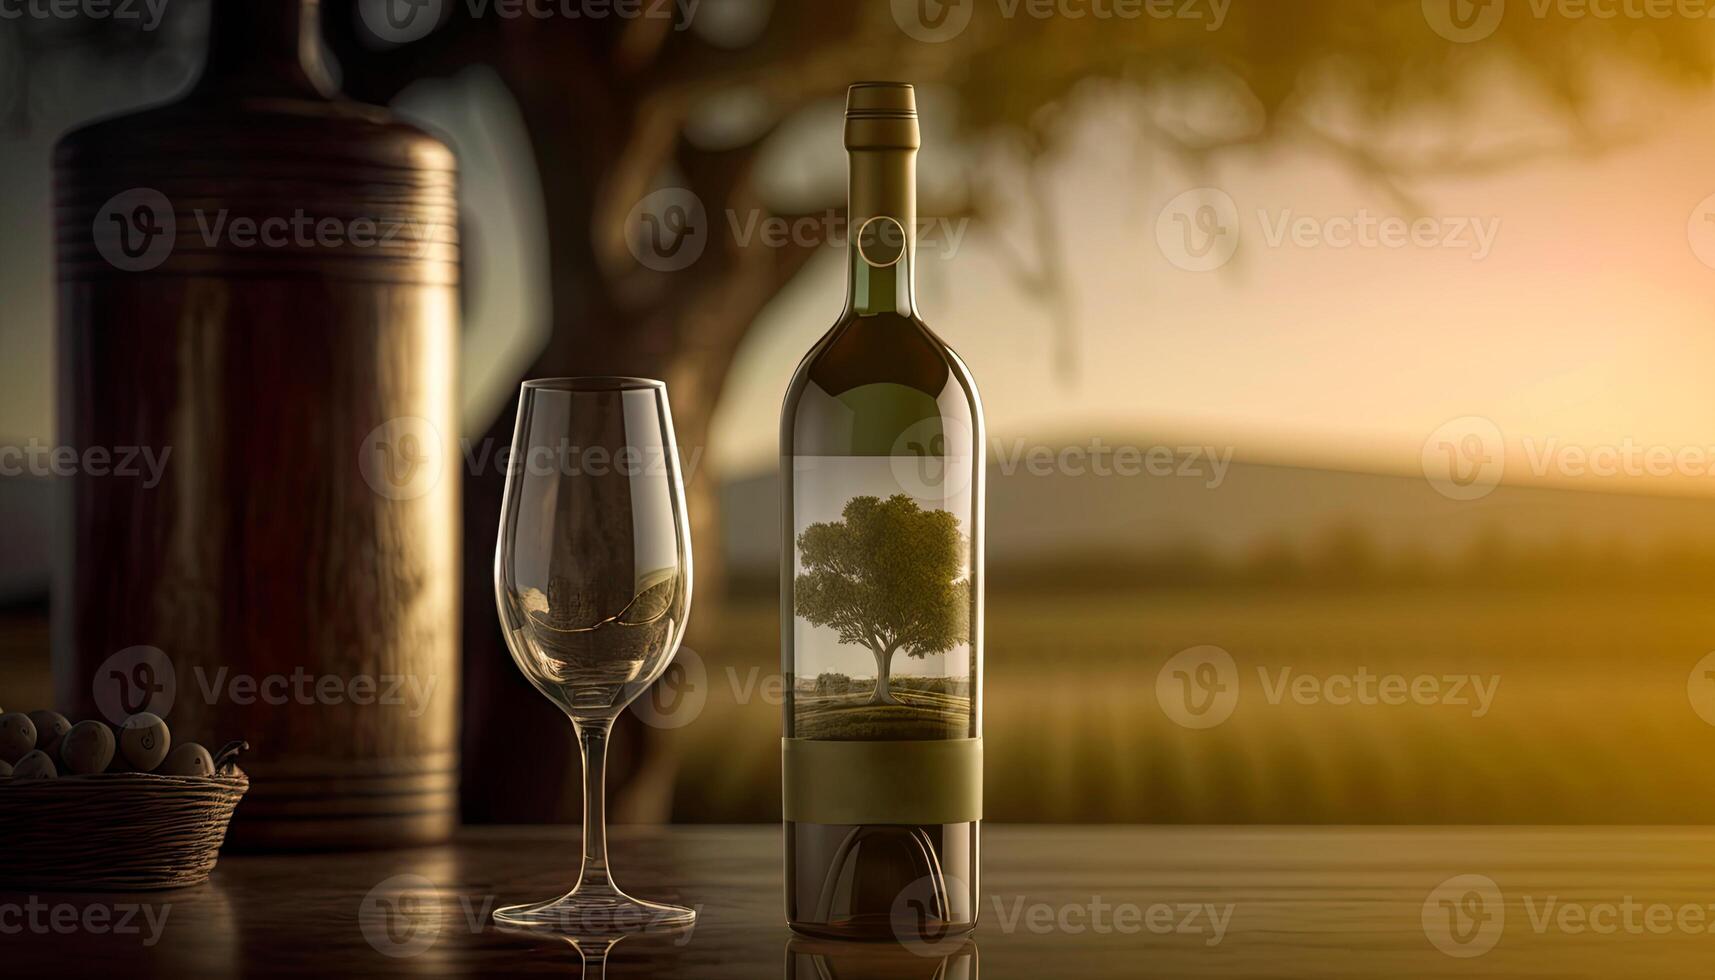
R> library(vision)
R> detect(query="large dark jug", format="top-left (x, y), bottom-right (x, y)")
top-left (53, 0), bottom-right (460, 849)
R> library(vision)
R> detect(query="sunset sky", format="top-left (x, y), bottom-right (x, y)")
top-left (711, 65), bottom-right (1715, 493)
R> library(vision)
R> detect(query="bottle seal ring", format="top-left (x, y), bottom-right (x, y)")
top-left (856, 215), bottom-right (907, 268)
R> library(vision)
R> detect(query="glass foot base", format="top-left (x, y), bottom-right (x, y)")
top-left (493, 883), bottom-right (696, 936)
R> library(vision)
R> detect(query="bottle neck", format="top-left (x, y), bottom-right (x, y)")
top-left (196, 0), bottom-right (332, 99)
top-left (845, 148), bottom-right (917, 318)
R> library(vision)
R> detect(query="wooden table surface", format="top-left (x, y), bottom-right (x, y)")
top-left (10, 825), bottom-right (1715, 977)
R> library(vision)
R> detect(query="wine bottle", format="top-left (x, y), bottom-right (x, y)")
top-left (781, 82), bottom-right (984, 941)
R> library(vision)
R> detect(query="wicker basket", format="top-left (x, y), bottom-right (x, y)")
top-left (0, 741), bottom-right (250, 891)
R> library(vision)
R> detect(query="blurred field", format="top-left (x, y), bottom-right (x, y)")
top-left (12, 590), bottom-right (1715, 825)
top-left (668, 588), bottom-right (1715, 824)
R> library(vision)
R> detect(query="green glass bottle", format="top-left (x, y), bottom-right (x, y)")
top-left (780, 82), bottom-right (984, 941)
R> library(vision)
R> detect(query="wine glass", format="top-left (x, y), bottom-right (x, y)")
top-left (493, 377), bottom-right (696, 933)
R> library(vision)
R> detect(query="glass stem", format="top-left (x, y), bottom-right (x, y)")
top-left (576, 718), bottom-right (617, 895)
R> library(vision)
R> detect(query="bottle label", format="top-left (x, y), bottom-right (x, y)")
top-left (782, 736), bottom-right (983, 824)
top-left (789, 449), bottom-right (977, 741)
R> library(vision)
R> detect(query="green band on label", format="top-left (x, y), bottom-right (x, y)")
top-left (782, 737), bottom-right (983, 825)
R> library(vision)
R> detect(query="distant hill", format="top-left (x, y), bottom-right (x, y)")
top-left (726, 447), bottom-right (1715, 592)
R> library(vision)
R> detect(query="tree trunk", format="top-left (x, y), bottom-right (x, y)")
top-left (868, 646), bottom-right (900, 707)
top-left (321, 0), bottom-right (839, 826)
